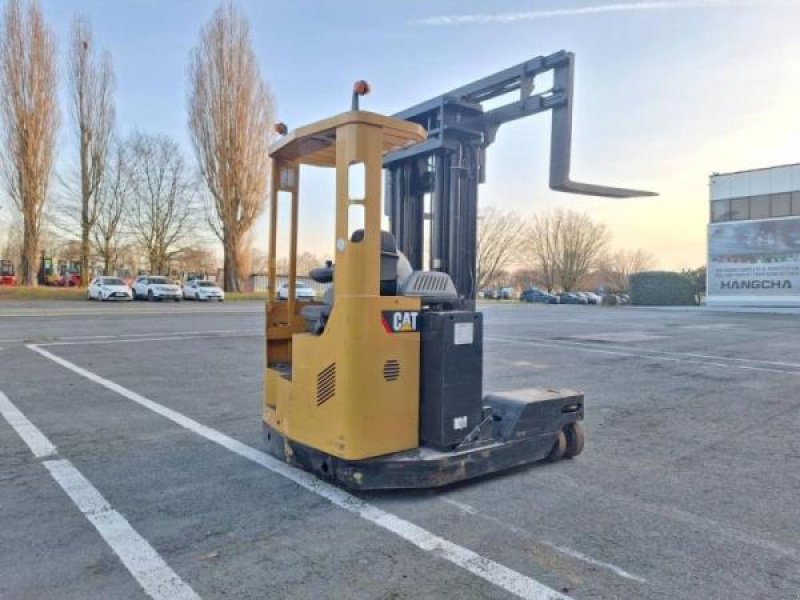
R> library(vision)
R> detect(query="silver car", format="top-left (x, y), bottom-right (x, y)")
top-left (132, 276), bottom-right (182, 302)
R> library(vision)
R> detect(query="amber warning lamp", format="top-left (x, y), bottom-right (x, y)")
top-left (351, 80), bottom-right (370, 110)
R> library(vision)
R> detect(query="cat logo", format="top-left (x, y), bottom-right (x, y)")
top-left (381, 310), bottom-right (420, 333)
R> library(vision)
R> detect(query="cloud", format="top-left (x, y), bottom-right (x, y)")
top-left (411, 0), bottom-right (789, 26)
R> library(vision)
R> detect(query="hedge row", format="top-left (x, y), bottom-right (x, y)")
top-left (629, 271), bottom-right (697, 306)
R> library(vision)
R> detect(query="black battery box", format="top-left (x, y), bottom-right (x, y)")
top-left (419, 311), bottom-right (484, 449)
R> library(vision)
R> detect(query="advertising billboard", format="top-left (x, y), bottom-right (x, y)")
top-left (708, 218), bottom-right (800, 299)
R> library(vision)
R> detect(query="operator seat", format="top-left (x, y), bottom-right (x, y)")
top-left (300, 230), bottom-right (404, 333)
top-left (299, 229), bottom-right (458, 334)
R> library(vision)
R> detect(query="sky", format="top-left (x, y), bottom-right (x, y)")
top-left (7, 0), bottom-right (800, 269)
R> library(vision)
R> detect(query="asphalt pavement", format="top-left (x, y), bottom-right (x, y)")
top-left (1, 300), bottom-right (799, 599)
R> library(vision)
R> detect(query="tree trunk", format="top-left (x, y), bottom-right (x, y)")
top-left (223, 232), bottom-right (242, 293)
top-left (81, 226), bottom-right (90, 285)
top-left (80, 123), bottom-right (91, 286)
top-left (102, 243), bottom-right (111, 275)
top-left (21, 220), bottom-right (38, 286)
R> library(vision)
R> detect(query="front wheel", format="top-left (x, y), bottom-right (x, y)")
top-left (148, 290), bottom-right (154, 302)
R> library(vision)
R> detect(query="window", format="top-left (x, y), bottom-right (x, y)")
top-left (730, 197), bottom-right (749, 220)
top-left (772, 192), bottom-right (792, 217)
top-left (749, 195), bottom-right (770, 219)
top-left (279, 166), bottom-right (296, 190)
top-left (793, 191), bottom-right (800, 216)
top-left (711, 199), bottom-right (731, 222)
top-left (348, 203), bottom-right (365, 239)
top-left (348, 162), bottom-right (365, 200)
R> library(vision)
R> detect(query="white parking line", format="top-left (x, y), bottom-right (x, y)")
top-left (36, 332), bottom-right (261, 347)
top-left (0, 306), bottom-right (261, 318)
top-left (505, 336), bottom-right (800, 369)
top-left (0, 391), bottom-right (57, 458)
top-left (0, 390), bottom-right (199, 600)
top-left (0, 329), bottom-right (253, 344)
top-left (486, 336), bottom-right (800, 375)
top-left (441, 497), bottom-right (646, 584)
top-left (27, 344), bottom-right (570, 600)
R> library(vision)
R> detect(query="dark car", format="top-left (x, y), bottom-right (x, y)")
top-left (557, 292), bottom-right (589, 305)
top-left (520, 288), bottom-right (559, 304)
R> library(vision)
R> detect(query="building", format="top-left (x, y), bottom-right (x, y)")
top-left (707, 163), bottom-right (800, 307)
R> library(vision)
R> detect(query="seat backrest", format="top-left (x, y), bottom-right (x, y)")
top-left (350, 229), bottom-right (399, 295)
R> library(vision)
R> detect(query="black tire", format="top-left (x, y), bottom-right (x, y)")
top-left (546, 431), bottom-right (567, 462)
top-left (174, 297), bottom-right (181, 302)
top-left (563, 422), bottom-right (585, 458)
top-left (148, 290), bottom-right (154, 302)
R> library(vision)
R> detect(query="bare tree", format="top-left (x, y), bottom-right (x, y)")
top-left (93, 141), bottom-right (129, 274)
top-left (188, 2), bottom-right (274, 292)
top-left (126, 133), bottom-right (197, 275)
top-left (525, 209), bottom-right (610, 292)
top-left (477, 207), bottom-right (525, 291)
top-left (0, 0), bottom-right (59, 285)
top-left (68, 15), bottom-right (115, 285)
top-left (601, 248), bottom-right (657, 292)
top-left (525, 212), bottom-right (560, 292)
top-left (250, 247), bottom-right (267, 274)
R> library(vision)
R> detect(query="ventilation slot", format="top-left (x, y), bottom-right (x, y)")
top-left (316, 363), bottom-right (336, 405)
top-left (383, 359), bottom-right (401, 382)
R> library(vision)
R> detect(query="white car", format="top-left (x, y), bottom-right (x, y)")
top-left (87, 276), bottom-right (132, 301)
top-left (132, 275), bottom-right (182, 302)
top-left (183, 279), bottom-right (224, 301)
top-left (277, 282), bottom-right (316, 301)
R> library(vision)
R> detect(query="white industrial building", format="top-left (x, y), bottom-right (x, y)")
top-left (707, 163), bottom-right (800, 307)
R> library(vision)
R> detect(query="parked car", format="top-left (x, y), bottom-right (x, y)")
top-left (499, 287), bottom-right (516, 300)
top-left (582, 292), bottom-right (602, 305)
top-left (482, 288), bottom-right (500, 300)
top-left (277, 281), bottom-right (316, 301)
top-left (557, 292), bottom-right (589, 305)
top-left (57, 272), bottom-right (82, 287)
top-left (520, 288), bottom-right (559, 304)
top-left (87, 276), bottom-right (132, 301)
top-left (183, 279), bottom-right (225, 301)
top-left (619, 293), bottom-right (631, 305)
top-left (132, 275), bottom-right (182, 301)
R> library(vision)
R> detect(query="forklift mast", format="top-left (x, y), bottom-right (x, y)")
top-left (384, 50), bottom-right (656, 305)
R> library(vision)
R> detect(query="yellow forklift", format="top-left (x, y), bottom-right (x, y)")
top-left (264, 52), bottom-right (654, 489)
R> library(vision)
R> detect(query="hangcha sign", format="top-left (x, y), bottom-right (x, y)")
top-left (708, 220), bottom-right (800, 298)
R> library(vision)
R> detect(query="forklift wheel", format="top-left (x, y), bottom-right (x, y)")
top-left (563, 422), bottom-right (585, 458)
top-left (546, 431), bottom-right (567, 462)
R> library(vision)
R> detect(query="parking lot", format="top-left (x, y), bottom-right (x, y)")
top-left (1, 300), bottom-right (799, 599)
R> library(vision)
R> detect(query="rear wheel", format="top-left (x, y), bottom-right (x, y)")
top-left (546, 431), bottom-right (567, 462)
top-left (563, 423), bottom-right (585, 458)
